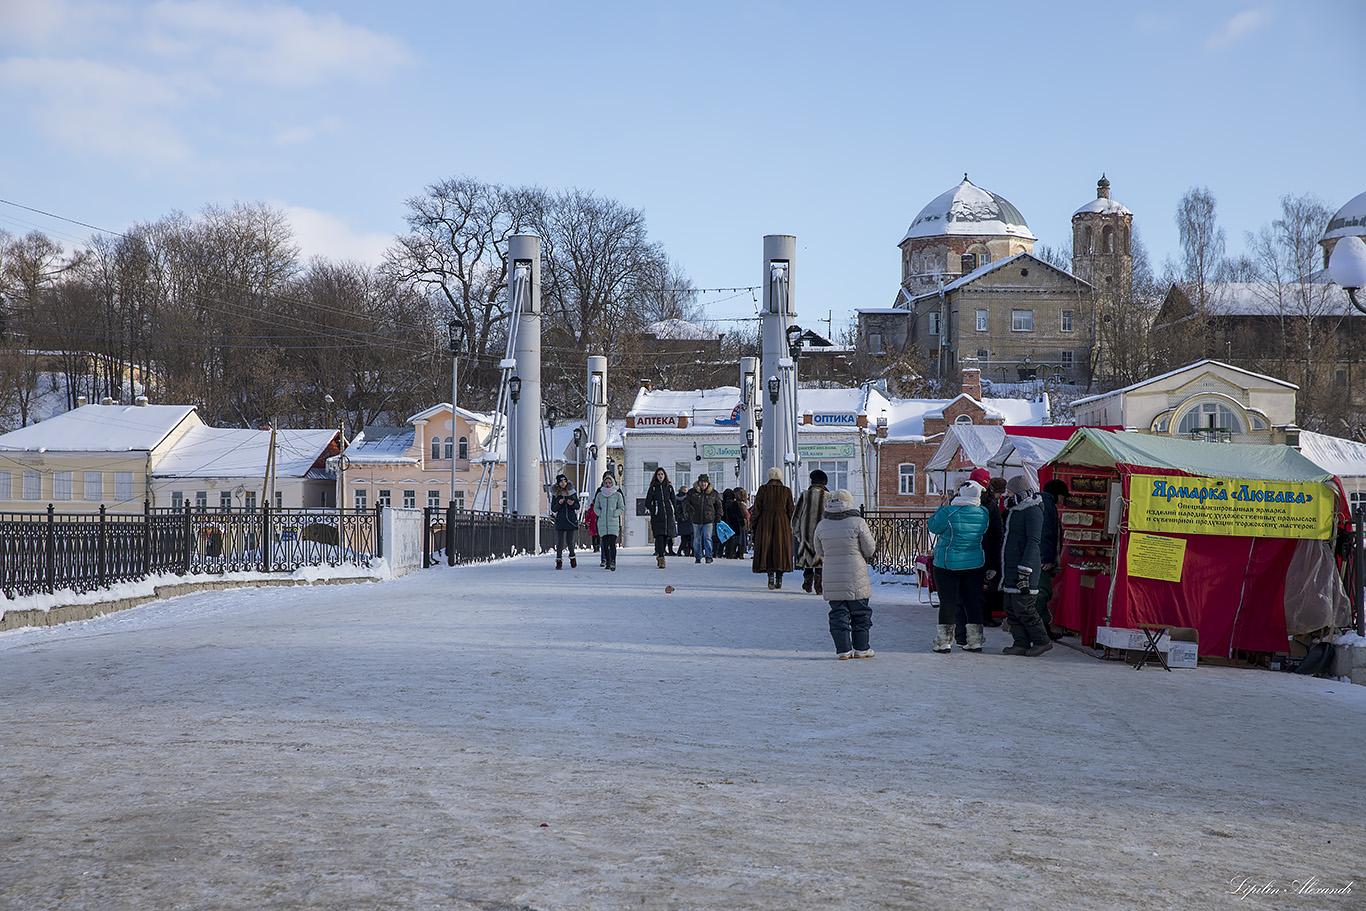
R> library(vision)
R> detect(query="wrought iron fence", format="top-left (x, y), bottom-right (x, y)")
top-left (1, 504), bottom-right (380, 600)
top-left (423, 506), bottom-right (555, 567)
top-left (861, 509), bottom-right (934, 575)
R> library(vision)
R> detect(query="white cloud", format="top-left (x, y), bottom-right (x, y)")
top-left (145, 1), bottom-right (413, 86)
top-left (273, 116), bottom-right (342, 146)
top-left (1207, 8), bottom-right (1271, 48)
top-left (279, 204), bottom-right (392, 265)
top-left (0, 57), bottom-right (191, 162)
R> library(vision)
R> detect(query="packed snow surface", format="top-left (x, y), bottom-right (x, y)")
top-left (2, 550), bottom-right (1363, 910)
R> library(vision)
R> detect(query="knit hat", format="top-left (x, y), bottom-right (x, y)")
top-left (958, 480), bottom-right (985, 499)
top-left (766, 467), bottom-right (783, 481)
top-left (809, 469), bottom-right (828, 486)
top-left (697, 474), bottom-right (710, 484)
top-left (1006, 474), bottom-right (1032, 495)
top-left (969, 468), bottom-right (991, 487)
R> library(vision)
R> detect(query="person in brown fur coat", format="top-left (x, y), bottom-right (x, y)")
top-left (750, 468), bottom-right (794, 589)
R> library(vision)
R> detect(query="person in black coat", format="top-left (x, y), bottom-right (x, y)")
top-left (550, 474), bottom-right (580, 570)
top-left (644, 468), bottom-right (677, 568)
top-left (675, 487), bottom-right (694, 557)
top-left (1037, 478), bottom-right (1069, 633)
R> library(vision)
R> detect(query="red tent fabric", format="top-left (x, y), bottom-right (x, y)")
top-left (1004, 425), bottom-right (1123, 440)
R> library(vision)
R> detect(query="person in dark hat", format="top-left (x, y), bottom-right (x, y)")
top-left (1037, 478), bottom-right (1070, 634)
top-left (550, 473), bottom-right (580, 570)
top-left (792, 468), bottom-right (830, 594)
top-left (685, 474), bottom-right (723, 563)
top-left (999, 474), bottom-right (1049, 656)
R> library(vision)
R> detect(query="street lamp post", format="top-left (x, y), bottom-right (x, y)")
top-left (508, 375), bottom-right (522, 514)
top-left (447, 317), bottom-right (466, 565)
top-left (1328, 236), bottom-right (1366, 638)
top-left (572, 427), bottom-right (584, 495)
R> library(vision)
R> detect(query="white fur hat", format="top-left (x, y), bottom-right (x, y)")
top-left (767, 467), bottom-right (783, 481)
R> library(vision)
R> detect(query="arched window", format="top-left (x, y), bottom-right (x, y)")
top-left (1081, 225), bottom-right (1092, 254)
top-left (458, 436), bottom-right (469, 460)
top-left (1177, 401), bottom-right (1244, 434)
top-left (444, 436), bottom-right (453, 460)
top-left (954, 414), bottom-right (974, 425)
top-left (1102, 225), bottom-right (1114, 254)
top-left (431, 437), bottom-right (441, 460)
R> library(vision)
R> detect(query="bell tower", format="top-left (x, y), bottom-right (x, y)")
top-left (1071, 174), bottom-right (1133, 294)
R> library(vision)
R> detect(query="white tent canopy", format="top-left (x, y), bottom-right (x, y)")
top-left (925, 425), bottom-right (1007, 472)
top-left (988, 434), bottom-right (1068, 489)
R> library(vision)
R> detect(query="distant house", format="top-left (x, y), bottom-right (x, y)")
top-left (0, 402), bottom-right (203, 514)
top-left (641, 319), bottom-right (724, 356)
top-left (150, 425), bottom-right (339, 510)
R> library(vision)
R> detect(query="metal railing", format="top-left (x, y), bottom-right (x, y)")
top-left (423, 506), bottom-right (555, 567)
top-left (1, 504), bottom-right (380, 600)
top-left (861, 509), bottom-right (934, 575)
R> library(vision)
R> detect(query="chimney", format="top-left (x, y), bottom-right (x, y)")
top-left (640, 379), bottom-right (653, 392)
top-left (876, 416), bottom-right (888, 439)
top-left (100, 397), bottom-right (115, 406)
top-left (960, 357), bottom-right (982, 400)
top-left (135, 395), bottom-right (149, 406)
top-left (76, 395), bottom-right (88, 407)
top-left (802, 410), bottom-right (814, 425)
top-left (677, 413), bottom-right (689, 429)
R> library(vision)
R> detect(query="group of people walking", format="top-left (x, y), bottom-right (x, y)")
top-left (927, 468), bottom-right (1068, 657)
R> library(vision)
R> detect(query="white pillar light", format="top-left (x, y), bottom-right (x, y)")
top-left (508, 234), bottom-right (541, 521)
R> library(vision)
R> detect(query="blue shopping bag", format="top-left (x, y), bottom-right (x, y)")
top-left (715, 521), bottom-right (735, 543)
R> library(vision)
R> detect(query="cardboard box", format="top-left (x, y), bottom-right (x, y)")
top-left (1096, 626), bottom-right (1199, 668)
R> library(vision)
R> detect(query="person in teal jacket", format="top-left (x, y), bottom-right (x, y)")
top-left (928, 479), bottom-right (990, 652)
top-left (592, 472), bottom-right (627, 572)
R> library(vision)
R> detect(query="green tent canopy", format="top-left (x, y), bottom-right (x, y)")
top-left (1051, 428), bottom-right (1336, 485)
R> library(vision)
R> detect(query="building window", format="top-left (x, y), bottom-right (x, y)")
top-left (84, 472), bottom-right (102, 500)
top-left (196, 491), bottom-right (208, 511)
top-left (432, 437), bottom-right (441, 460)
top-left (1061, 350), bottom-right (1074, 369)
top-left (674, 461), bottom-right (691, 490)
top-left (115, 472), bottom-right (134, 501)
top-left (1336, 369), bottom-right (1348, 388)
top-left (0, 470), bottom-right (10, 499)
top-left (1103, 225), bottom-right (1114, 254)
top-left (274, 491), bottom-right (283, 509)
top-left (355, 489), bottom-right (368, 510)
top-left (501, 491), bottom-right (508, 513)
top-left (926, 473), bottom-right (941, 496)
top-left (244, 491), bottom-right (257, 510)
top-left (1061, 309), bottom-right (1073, 332)
top-left (955, 414), bottom-right (974, 425)
top-left (1177, 402), bottom-right (1244, 434)
top-left (708, 461), bottom-right (726, 486)
top-left (976, 348), bottom-right (990, 362)
top-left (428, 489), bottom-right (442, 508)
top-left (1352, 491), bottom-right (1366, 512)
top-left (451, 490), bottom-right (465, 511)
top-left (403, 489), bottom-right (416, 508)
top-left (976, 309), bottom-right (988, 331)
top-left (960, 253), bottom-right (976, 274)
top-left (868, 333), bottom-right (882, 354)
top-left (806, 460), bottom-right (849, 493)
top-left (643, 461), bottom-right (659, 489)
top-left (1012, 310), bottom-right (1034, 332)
top-left (928, 312), bottom-right (940, 336)
top-left (172, 491), bottom-right (184, 508)
top-left (898, 463), bottom-right (916, 496)
top-left (377, 489), bottom-right (391, 507)
top-left (54, 471), bottom-right (72, 500)
top-left (1082, 225), bottom-right (1092, 254)
top-left (220, 491), bottom-right (232, 509)
top-left (23, 470), bottom-right (41, 499)
top-left (458, 437), bottom-right (468, 460)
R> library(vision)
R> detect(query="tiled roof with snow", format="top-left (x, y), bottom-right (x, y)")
top-left (0, 404), bottom-right (199, 452)
top-left (344, 426), bottom-right (417, 464)
top-left (153, 427), bottom-right (336, 479)
top-left (1297, 430), bottom-right (1366, 479)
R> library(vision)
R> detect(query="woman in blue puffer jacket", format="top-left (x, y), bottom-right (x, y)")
top-left (928, 479), bottom-right (990, 653)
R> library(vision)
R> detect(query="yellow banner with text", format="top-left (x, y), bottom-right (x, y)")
top-left (1128, 475), bottom-right (1334, 540)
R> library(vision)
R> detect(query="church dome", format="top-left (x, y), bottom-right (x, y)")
top-left (900, 176), bottom-right (1036, 244)
top-left (1074, 174), bottom-right (1131, 217)
top-left (1323, 190), bottom-right (1366, 244)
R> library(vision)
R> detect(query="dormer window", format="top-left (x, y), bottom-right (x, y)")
top-left (955, 414), bottom-right (974, 425)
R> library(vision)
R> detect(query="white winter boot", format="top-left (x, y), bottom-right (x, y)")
top-left (963, 624), bottom-right (985, 652)
top-left (933, 624), bottom-right (954, 653)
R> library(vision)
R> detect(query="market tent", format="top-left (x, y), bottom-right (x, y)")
top-left (1049, 429), bottom-right (1350, 657)
top-left (925, 425), bottom-right (1007, 472)
top-left (988, 434), bottom-right (1067, 488)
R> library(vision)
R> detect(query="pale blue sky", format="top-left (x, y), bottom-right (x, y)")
top-left (1, 0), bottom-right (1362, 338)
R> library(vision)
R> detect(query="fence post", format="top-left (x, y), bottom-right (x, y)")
top-left (45, 503), bottom-right (56, 594)
top-left (261, 502), bottom-right (271, 572)
top-left (447, 502), bottom-right (457, 566)
top-left (141, 499), bottom-right (151, 577)
top-left (98, 504), bottom-right (108, 588)
top-left (1355, 503), bottom-right (1364, 639)
top-left (182, 503), bottom-right (192, 574)
top-left (375, 504), bottom-right (383, 563)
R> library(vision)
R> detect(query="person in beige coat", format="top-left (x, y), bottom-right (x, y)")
top-left (813, 489), bottom-right (877, 659)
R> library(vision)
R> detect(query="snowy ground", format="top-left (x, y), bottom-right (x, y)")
top-left (2, 549), bottom-right (1363, 910)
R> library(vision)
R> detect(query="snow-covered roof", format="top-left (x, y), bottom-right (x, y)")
top-left (1194, 282), bottom-right (1358, 317)
top-left (630, 386), bottom-right (741, 417)
top-left (1074, 197), bottom-right (1132, 217)
top-left (925, 393), bottom-right (1049, 425)
top-left (629, 385), bottom-right (889, 428)
top-left (1071, 359), bottom-right (1298, 407)
top-left (879, 399), bottom-right (953, 440)
top-left (153, 427), bottom-right (336, 479)
top-left (406, 403), bottom-right (496, 427)
top-left (856, 307), bottom-right (910, 315)
top-left (644, 318), bottom-right (722, 341)
top-left (0, 404), bottom-right (199, 452)
top-left (1297, 430), bottom-right (1366, 480)
top-left (1323, 190), bottom-right (1366, 243)
top-left (344, 426), bottom-right (417, 465)
top-left (903, 252), bottom-right (1089, 304)
top-left (900, 177), bottom-right (1036, 244)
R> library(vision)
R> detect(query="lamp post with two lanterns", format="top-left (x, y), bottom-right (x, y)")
top-left (446, 317), bottom-right (467, 565)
